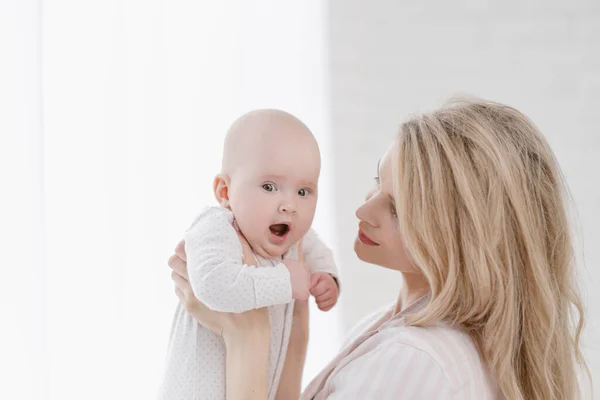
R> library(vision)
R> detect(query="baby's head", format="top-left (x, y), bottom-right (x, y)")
top-left (214, 109), bottom-right (321, 259)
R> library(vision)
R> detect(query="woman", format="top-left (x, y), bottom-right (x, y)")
top-left (169, 97), bottom-right (590, 399)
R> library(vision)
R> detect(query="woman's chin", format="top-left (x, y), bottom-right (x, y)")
top-left (353, 238), bottom-right (371, 263)
top-left (354, 240), bottom-right (397, 271)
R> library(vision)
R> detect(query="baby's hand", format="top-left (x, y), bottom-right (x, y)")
top-left (283, 260), bottom-right (310, 301)
top-left (310, 272), bottom-right (338, 311)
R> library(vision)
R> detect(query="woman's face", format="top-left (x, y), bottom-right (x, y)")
top-left (354, 145), bottom-right (417, 273)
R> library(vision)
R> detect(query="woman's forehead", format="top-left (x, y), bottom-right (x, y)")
top-left (378, 147), bottom-right (395, 176)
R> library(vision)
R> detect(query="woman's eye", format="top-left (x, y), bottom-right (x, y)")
top-left (390, 205), bottom-right (398, 217)
top-left (262, 183), bottom-right (276, 192)
top-left (374, 176), bottom-right (380, 185)
top-left (298, 188), bottom-right (309, 197)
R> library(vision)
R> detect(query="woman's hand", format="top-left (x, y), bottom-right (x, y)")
top-left (168, 234), bottom-right (269, 339)
top-left (169, 241), bottom-right (231, 335)
top-left (275, 241), bottom-right (310, 400)
top-left (168, 233), bottom-right (271, 399)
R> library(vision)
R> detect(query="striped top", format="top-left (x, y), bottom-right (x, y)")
top-left (301, 295), bottom-right (501, 399)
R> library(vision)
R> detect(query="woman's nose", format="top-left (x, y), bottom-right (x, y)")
top-left (356, 189), bottom-right (376, 221)
top-left (355, 203), bottom-right (366, 220)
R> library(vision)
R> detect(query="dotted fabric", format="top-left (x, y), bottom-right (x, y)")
top-left (157, 207), bottom-right (339, 400)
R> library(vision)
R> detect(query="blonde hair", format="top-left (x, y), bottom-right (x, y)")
top-left (394, 97), bottom-right (590, 399)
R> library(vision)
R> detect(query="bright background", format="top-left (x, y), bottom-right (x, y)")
top-left (1, 0), bottom-right (598, 398)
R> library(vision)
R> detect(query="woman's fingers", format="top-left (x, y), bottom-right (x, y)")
top-left (171, 268), bottom-right (224, 335)
top-left (171, 270), bottom-right (189, 289)
top-left (171, 270), bottom-right (196, 313)
top-left (175, 286), bottom-right (185, 303)
top-left (174, 239), bottom-right (187, 262)
top-left (171, 270), bottom-right (205, 319)
top-left (168, 254), bottom-right (189, 280)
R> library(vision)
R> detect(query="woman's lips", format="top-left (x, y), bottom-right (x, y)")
top-left (358, 230), bottom-right (379, 246)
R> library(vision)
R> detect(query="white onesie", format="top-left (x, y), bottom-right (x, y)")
top-left (158, 206), bottom-right (339, 400)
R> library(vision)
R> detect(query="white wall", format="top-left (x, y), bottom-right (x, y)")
top-left (41, 0), bottom-right (335, 396)
top-left (326, 0), bottom-right (600, 394)
top-left (0, 1), bottom-right (46, 399)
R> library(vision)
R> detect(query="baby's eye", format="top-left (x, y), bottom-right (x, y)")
top-left (298, 188), bottom-right (310, 197)
top-left (262, 183), bottom-right (277, 192)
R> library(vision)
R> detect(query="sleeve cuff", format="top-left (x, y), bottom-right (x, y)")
top-left (250, 262), bottom-right (293, 308)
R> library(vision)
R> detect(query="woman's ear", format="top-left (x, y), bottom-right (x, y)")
top-left (213, 174), bottom-right (231, 208)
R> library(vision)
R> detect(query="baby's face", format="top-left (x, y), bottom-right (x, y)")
top-left (228, 134), bottom-right (320, 259)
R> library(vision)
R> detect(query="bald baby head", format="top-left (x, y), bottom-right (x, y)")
top-left (221, 109), bottom-right (320, 176)
top-left (214, 109), bottom-right (321, 258)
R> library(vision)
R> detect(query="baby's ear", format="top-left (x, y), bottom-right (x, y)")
top-left (213, 174), bottom-right (231, 208)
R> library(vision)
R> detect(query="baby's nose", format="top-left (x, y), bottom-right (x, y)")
top-left (279, 203), bottom-right (296, 214)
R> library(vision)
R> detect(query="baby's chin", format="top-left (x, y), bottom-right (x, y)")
top-left (253, 240), bottom-right (296, 260)
top-left (263, 244), bottom-right (293, 259)
top-left (249, 229), bottom-right (308, 259)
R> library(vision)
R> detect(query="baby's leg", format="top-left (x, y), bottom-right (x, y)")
top-left (191, 323), bottom-right (227, 398)
top-left (158, 305), bottom-right (226, 400)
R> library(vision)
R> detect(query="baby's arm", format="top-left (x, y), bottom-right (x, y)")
top-left (301, 228), bottom-right (340, 284)
top-left (184, 207), bottom-right (292, 313)
top-left (302, 229), bottom-right (340, 311)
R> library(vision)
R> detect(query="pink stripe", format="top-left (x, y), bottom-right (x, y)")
top-left (302, 301), bottom-right (499, 399)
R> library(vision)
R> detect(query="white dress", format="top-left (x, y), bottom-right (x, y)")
top-left (158, 206), bottom-right (339, 400)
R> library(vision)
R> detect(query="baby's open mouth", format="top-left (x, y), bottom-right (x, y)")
top-left (269, 223), bottom-right (290, 237)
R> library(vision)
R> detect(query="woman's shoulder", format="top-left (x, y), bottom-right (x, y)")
top-left (325, 321), bottom-right (498, 399)
top-left (379, 323), bottom-right (498, 397)
top-left (390, 323), bottom-right (480, 363)
top-left (341, 303), bottom-right (393, 347)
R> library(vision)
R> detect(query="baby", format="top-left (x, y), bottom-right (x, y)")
top-left (158, 109), bottom-right (340, 400)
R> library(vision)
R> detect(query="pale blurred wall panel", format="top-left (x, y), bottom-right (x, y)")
top-left (326, 0), bottom-right (600, 394)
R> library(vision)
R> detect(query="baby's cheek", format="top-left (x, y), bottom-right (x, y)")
top-left (293, 224), bottom-right (311, 244)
